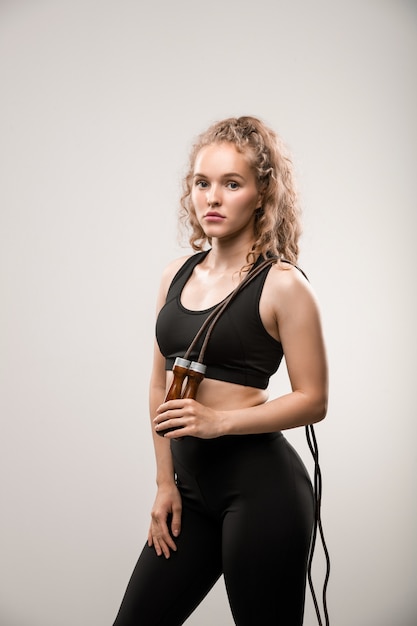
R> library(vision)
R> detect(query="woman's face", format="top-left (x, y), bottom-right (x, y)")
top-left (191, 142), bottom-right (262, 242)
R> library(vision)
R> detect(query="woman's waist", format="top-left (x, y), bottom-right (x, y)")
top-left (165, 372), bottom-right (268, 410)
top-left (171, 430), bottom-right (284, 476)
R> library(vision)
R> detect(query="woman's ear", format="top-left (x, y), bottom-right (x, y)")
top-left (256, 188), bottom-right (265, 211)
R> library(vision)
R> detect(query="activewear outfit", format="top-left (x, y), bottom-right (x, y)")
top-left (113, 252), bottom-right (314, 626)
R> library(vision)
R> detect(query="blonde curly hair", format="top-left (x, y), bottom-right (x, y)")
top-left (179, 116), bottom-right (302, 264)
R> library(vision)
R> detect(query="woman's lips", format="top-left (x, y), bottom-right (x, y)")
top-left (204, 212), bottom-right (225, 222)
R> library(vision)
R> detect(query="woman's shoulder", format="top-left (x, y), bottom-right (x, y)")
top-left (160, 254), bottom-right (193, 290)
top-left (159, 251), bottom-right (208, 294)
top-left (269, 258), bottom-right (308, 285)
top-left (266, 259), bottom-right (318, 308)
top-left (163, 254), bottom-right (193, 277)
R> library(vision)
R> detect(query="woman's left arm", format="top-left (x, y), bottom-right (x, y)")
top-left (220, 266), bottom-right (328, 435)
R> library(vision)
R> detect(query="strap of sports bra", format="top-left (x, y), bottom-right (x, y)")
top-left (280, 257), bottom-right (309, 280)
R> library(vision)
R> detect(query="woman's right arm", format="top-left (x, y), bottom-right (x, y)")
top-left (146, 258), bottom-right (189, 559)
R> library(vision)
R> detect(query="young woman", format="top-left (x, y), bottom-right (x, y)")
top-left (113, 116), bottom-right (328, 625)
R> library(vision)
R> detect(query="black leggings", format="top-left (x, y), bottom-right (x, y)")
top-left (113, 432), bottom-right (314, 626)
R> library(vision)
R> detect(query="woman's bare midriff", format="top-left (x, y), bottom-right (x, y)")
top-left (165, 373), bottom-right (268, 410)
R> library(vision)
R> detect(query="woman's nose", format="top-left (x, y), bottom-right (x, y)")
top-left (207, 185), bottom-right (221, 206)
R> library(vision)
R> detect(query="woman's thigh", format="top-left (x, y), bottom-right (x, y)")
top-left (221, 439), bottom-right (315, 625)
top-left (113, 506), bottom-right (222, 626)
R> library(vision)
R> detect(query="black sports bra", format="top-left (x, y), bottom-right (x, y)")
top-left (155, 251), bottom-right (284, 389)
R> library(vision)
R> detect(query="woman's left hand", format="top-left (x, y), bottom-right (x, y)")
top-left (154, 399), bottom-right (223, 439)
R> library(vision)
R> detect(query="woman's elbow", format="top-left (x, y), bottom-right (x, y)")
top-left (311, 392), bottom-right (328, 423)
top-left (299, 386), bottom-right (327, 424)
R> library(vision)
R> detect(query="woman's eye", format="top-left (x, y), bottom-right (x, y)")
top-left (196, 180), bottom-right (209, 189)
top-left (227, 181), bottom-right (240, 190)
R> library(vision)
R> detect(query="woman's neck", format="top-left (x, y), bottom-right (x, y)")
top-left (205, 240), bottom-right (255, 274)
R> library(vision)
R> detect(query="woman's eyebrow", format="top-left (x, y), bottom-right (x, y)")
top-left (193, 172), bottom-right (246, 180)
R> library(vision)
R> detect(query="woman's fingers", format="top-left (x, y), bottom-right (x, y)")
top-left (148, 485), bottom-right (183, 557)
top-left (149, 517), bottom-right (178, 558)
top-left (155, 535), bottom-right (175, 559)
top-left (155, 421), bottom-right (184, 436)
top-left (149, 502), bottom-right (182, 557)
top-left (171, 501), bottom-right (182, 538)
top-left (154, 401), bottom-right (221, 440)
top-left (154, 400), bottom-right (194, 435)
top-left (154, 409), bottom-right (184, 431)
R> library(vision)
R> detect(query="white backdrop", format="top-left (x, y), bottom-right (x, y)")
top-left (1, 1), bottom-right (416, 625)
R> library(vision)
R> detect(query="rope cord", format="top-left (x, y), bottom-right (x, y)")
top-left (306, 424), bottom-right (331, 626)
top-left (181, 254), bottom-right (330, 624)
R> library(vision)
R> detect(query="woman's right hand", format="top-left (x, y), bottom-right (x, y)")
top-left (147, 483), bottom-right (182, 559)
